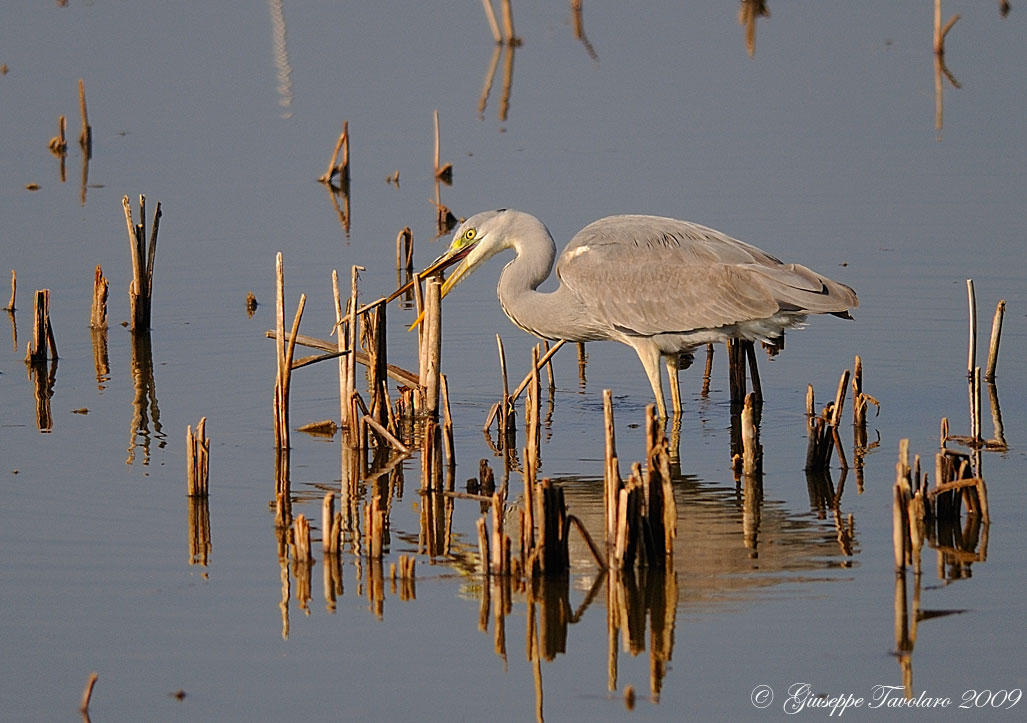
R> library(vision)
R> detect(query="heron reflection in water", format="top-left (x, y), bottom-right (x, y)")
top-left (417, 209), bottom-right (857, 417)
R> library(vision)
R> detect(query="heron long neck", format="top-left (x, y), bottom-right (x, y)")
top-left (496, 232), bottom-right (579, 341)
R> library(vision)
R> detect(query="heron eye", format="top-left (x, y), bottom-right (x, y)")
top-left (464, 228), bottom-right (477, 242)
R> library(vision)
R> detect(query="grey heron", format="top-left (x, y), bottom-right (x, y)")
top-left (418, 209), bottom-right (857, 417)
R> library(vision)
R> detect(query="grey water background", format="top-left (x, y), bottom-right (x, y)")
top-left (1, 2), bottom-right (1025, 721)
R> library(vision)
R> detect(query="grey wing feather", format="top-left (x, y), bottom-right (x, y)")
top-left (557, 215), bottom-right (857, 336)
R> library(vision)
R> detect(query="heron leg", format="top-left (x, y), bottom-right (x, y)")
top-left (629, 341), bottom-right (667, 418)
top-left (664, 354), bottom-right (682, 415)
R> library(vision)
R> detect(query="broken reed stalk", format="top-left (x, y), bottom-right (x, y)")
top-left (416, 277), bottom-right (445, 419)
top-left (273, 253), bottom-right (306, 450)
top-left (966, 279), bottom-right (976, 378)
top-left (481, 0), bottom-right (502, 42)
top-left (49, 115), bottom-right (67, 155)
top-left (500, 0), bottom-right (518, 45)
top-left (79, 672), bottom-right (99, 714)
top-left (122, 195), bottom-right (160, 332)
top-left (78, 78), bottom-right (92, 155)
top-left (346, 266), bottom-right (363, 439)
top-left (292, 514), bottom-right (312, 561)
top-left (361, 300), bottom-right (388, 425)
top-left (421, 417), bottom-right (441, 491)
top-left (804, 368), bottom-right (850, 471)
top-left (970, 367), bottom-right (982, 443)
top-left (90, 265), bottom-right (108, 329)
top-left (332, 270), bottom-right (351, 431)
top-left (933, 0), bottom-right (961, 55)
top-left (645, 404), bottom-right (677, 566)
top-left (477, 516), bottom-right (491, 576)
top-left (440, 373), bottom-right (455, 465)
top-left (364, 495), bottom-right (387, 559)
top-left (395, 226), bottom-right (414, 273)
top-left (433, 110), bottom-right (452, 181)
top-left (892, 439), bottom-right (913, 573)
top-left (419, 277), bottom-right (443, 416)
top-left (319, 121), bottom-right (349, 184)
top-left (490, 492), bottom-right (511, 574)
top-left (510, 339), bottom-right (565, 403)
top-left (185, 417), bottom-right (210, 497)
top-left (495, 334), bottom-right (513, 445)
top-left (985, 300), bottom-right (1005, 381)
top-left (24, 289), bottom-right (58, 364)
top-left (4, 269), bottom-right (14, 311)
top-left (701, 343), bottom-right (714, 397)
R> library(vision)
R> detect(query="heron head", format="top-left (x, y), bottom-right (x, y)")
top-left (407, 210), bottom-right (509, 330)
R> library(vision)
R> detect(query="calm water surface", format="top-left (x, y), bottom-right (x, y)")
top-left (1, 3), bottom-right (1025, 721)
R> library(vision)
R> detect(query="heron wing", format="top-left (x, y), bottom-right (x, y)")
top-left (556, 215), bottom-right (856, 336)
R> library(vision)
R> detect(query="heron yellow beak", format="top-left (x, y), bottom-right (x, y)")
top-left (407, 245), bottom-right (476, 331)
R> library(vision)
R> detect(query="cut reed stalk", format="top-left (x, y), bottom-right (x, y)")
top-left (78, 79), bottom-right (92, 156)
top-left (185, 417), bottom-right (210, 497)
